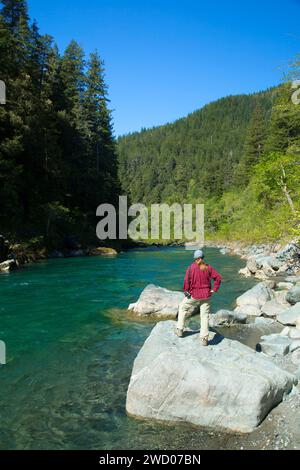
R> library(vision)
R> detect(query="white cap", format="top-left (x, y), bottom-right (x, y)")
top-left (194, 250), bottom-right (204, 260)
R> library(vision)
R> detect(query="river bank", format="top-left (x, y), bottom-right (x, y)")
top-left (205, 239), bottom-right (300, 280)
top-left (0, 234), bottom-right (131, 273)
top-left (0, 235), bottom-right (184, 274)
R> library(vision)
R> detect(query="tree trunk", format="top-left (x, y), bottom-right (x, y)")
top-left (280, 184), bottom-right (296, 214)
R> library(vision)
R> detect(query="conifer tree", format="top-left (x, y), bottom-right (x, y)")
top-left (234, 103), bottom-right (266, 185)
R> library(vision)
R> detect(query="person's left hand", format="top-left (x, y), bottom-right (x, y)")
top-left (210, 290), bottom-right (215, 294)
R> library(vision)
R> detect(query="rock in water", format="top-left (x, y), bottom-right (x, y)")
top-left (220, 248), bottom-right (230, 255)
top-left (128, 284), bottom-right (188, 318)
top-left (0, 259), bottom-right (18, 273)
top-left (126, 321), bottom-right (296, 433)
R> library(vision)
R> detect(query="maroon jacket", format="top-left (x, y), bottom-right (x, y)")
top-left (183, 262), bottom-right (222, 300)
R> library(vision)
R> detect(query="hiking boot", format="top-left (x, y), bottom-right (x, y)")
top-left (200, 337), bottom-right (208, 346)
top-left (175, 328), bottom-right (184, 338)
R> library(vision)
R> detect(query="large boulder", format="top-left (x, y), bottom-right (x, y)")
top-left (261, 299), bottom-right (288, 318)
top-left (235, 282), bottom-right (274, 316)
top-left (258, 334), bottom-right (292, 357)
top-left (256, 255), bottom-right (282, 272)
top-left (247, 255), bottom-right (283, 277)
top-left (286, 286), bottom-right (300, 305)
top-left (126, 321), bottom-right (296, 433)
top-left (209, 309), bottom-right (247, 327)
top-left (277, 303), bottom-right (300, 326)
top-left (128, 284), bottom-right (188, 318)
top-left (235, 304), bottom-right (262, 316)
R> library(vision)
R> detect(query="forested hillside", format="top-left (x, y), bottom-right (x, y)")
top-left (0, 0), bottom-right (119, 248)
top-left (118, 77), bottom-right (300, 242)
top-left (118, 89), bottom-right (277, 204)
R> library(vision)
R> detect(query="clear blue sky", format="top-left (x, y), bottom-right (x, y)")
top-left (27, 0), bottom-right (300, 136)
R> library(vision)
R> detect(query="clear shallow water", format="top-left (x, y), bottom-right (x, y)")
top-left (0, 247), bottom-right (256, 450)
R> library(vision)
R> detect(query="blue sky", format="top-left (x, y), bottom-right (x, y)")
top-left (27, 0), bottom-right (300, 136)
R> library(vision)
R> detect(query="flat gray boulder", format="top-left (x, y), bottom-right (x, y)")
top-left (277, 303), bottom-right (300, 326)
top-left (261, 299), bottom-right (287, 318)
top-left (128, 284), bottom-right (187, 318)
top-left (210, 309), bottom-right (247, 327)
top-left (126, 321), bottom-right (296, 433)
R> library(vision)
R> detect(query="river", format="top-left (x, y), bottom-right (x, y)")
top-left (0, 247), bottom-right (257, 450)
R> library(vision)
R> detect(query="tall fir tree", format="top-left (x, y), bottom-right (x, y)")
top-left (234, 103), bottom-right (266, 186)
top-left (1, 0), bottom-right (28, 31)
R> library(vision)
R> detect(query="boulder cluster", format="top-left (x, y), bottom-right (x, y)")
top-left (127, 274), bottom-right (300, 433)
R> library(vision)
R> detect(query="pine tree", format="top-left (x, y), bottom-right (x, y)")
top-left (59, 40), bottom-right (86, 122)
top-left (233, 103), bottom-right (266, 186)
top-left (1, 0), bottom-right (28, 32)
top-left (83, 51), bottom-right (118, 211)
top-left (85, 52), bottom-right (116, 173)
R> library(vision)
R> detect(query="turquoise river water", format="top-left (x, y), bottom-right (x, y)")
top-left (0, 247), bottom-right (257, 450)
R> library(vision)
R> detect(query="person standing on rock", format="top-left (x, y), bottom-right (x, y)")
top-left (176, 250), bottom-right (222, 346)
